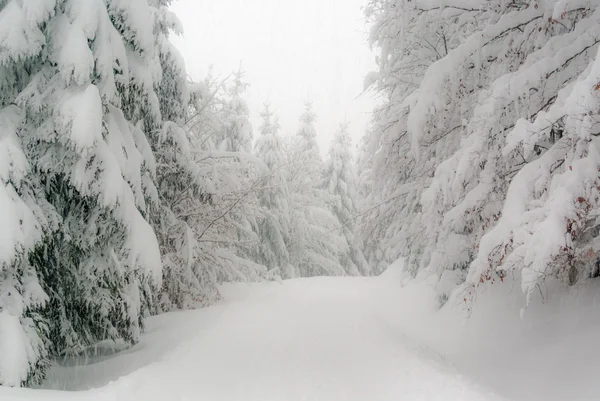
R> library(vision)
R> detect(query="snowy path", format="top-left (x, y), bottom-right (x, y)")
top-left (2, 277), bottom-right (505, 401)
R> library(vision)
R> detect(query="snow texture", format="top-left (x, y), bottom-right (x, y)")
top-left (3, 265), bottom-right (597, 400)
top-left (3, 271), bottom-right (511, 401)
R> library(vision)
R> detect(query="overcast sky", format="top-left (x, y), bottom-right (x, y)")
top-left (170, 0), bottom-right (377, 155)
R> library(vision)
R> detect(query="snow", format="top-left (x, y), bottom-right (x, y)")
top-left (0, 1), bottom-right (46, 66)
top-left (123, 201), bottom-right (164, 284)
top-left (0, 313), bottom-right (30, 387)
top-left (107, 0), bottom-right (155, 57)
top-left (58, 24), bottom-right (94, 85)
top-left (0, 185), bottom-right (25, 266)
top-left (0, 261), bottom-right (598, 400)
top-left (0, 265), bottom-right (568, 400)
top-left (407, 6), bottom-right (545, 157)
top-left (5, 0), bottom-right (600, 395)
top-left (58, 85), bottom-right (103, 154)
top-left (47, 278), bottom-right (484, 400)
top-left (0, 106), bottom-right (28, 184)
top-left (0, 106), bottom-right (39, 265)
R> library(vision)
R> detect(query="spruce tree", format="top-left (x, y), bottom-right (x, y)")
top-left (220, 68), bottom-right (253, 153)
top-left (0, 106), bottom-right (50, 387)
top-left (286, 102), bottom-right (347, 277)
top-left (0, 0), bottom-right (173, 384)
top-left (324, 123), bottom-right (370, 276)
top-left (254, 104), bottom-right (292, 278)
top-left (217, 69), bottom-right (261, 267)
top-left (144, 1), bottom-right (216, 312)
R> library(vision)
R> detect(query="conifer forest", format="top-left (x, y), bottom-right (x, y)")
top-left (1, 1), bottom-right (600, 400)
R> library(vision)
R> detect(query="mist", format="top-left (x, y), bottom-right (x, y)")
top-left (170, 0), bottom-right (377, 153)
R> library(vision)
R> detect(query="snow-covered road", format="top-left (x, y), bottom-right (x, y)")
top-left (2, 276), bottom-right (504, 401)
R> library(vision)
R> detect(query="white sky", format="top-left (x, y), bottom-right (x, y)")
top-left (170, 0), bottom-right (377, 155)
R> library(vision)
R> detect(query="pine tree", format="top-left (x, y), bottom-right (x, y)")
top-left (0, 106), bottom-right (50, 387)
top-left (168, 73), bottom-right (268, 304)
top-left (144, 1), bottom-right (219, 312)
top-left (0, 0), bottom-right (174, 384)
top-left (217, 68), bottom-right (261, 267)
top-left (220, 67), bottom-right (253, 153)
top-left (324, 123), bottom-right (370, 276)
top-left (254, 104), bottom-right (292, 278)
top-left (286, 102), bottom-right (348, 277)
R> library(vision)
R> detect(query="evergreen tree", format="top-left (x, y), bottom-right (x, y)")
top-left (144, 1), bottom-right (219, 312)
top-left (174, 74), bottom-right (268, 301)
top-left (254, 104), bottom-right (292, 278)
top-left (220, 67), bottom-right (253, 153)
top-left (324, 123), bottom-right (370, 276)
top-left (0, 0), bottom-right (181, 384)
top-left (0, 106), bottom-right (51, 387)
top-left (286, 103), bottom-right (347, 277)
top-left (216, 69), bottom-right (261, 267)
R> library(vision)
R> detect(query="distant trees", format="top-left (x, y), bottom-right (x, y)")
top-left (254, 104), bottom-right (293, 278)
top-left (253, 102), bottom-right (367, 279)
top-left (324, 123), bottom-right (370, 276)
top-left (283, 103), bottom-right (349, 277)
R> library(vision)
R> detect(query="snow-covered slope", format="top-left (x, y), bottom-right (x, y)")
top-left (2, 265), bottom-right (599, 400)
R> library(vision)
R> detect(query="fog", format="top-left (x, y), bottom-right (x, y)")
top-left (170, 0), bottom-right (377, 154)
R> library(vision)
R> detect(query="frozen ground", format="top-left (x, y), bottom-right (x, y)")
top-left (2, 261), bottom-right (600, 400)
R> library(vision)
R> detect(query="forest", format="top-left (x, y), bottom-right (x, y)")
top-left (1, 0), bottom-right (600, 399)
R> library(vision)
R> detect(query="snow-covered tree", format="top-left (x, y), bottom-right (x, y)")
top-left (122, 3), bottom-right (264, 314)
top-left (143, 2), bottom-right (220, 312)
top-left (216, 69), bottom-right (262, 267)
top-left (451, 3), bottom-right (600, 309)
top-left (357, 0), bottom-right (464, 276)
top-left (360, 0), bottom-right (600, 308)
top-left (219, 67), bottom-right (253, 153)
top-left (285, 103), bottom-right (348, 277)
top-left (324, 123), bottom-right (370, 276)
top-left (254, 104), bottom-right (292, 278)
top-left (359, 0), bottom-right (490, 279)
top-left (0, 0), bottom-right (191, 385)
top-left (0, 106), bottom-right (51, 387)
top-left (155, 71), bottom-right (270, 310)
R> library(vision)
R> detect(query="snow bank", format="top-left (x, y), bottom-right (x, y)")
top-left (374, 260), bottom-right (600, 401)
